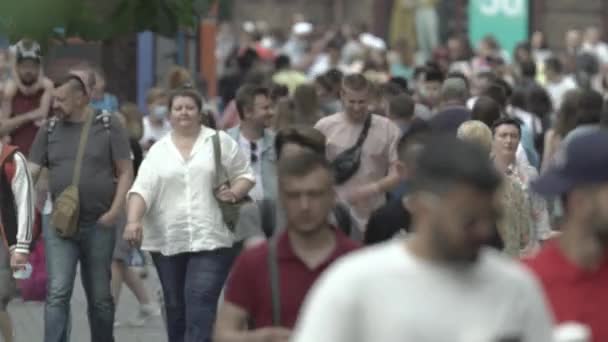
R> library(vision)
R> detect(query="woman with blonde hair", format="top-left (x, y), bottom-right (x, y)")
top-left (458, 120), bottom-right (533, 257)
top-left (124, 88), bottom-right (254, 342)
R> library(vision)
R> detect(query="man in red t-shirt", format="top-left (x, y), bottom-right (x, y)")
top-left (214, 151), bottom-right (359, 342)
top-left (0, 40), bottom-right (53, 155)
top-left (524, 130), bottom-right (608, 341)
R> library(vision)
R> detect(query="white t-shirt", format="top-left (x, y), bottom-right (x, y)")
top-left (545, 77), bottom-right (577, 110)
top-left (292, 240), bottom-right (554, 342)
top-left (140, 117), bottom-right (171, 147)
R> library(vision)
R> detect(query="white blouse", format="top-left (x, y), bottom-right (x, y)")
top-left (128, 127), bottom-right (255, 256)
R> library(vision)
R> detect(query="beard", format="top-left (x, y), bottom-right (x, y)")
top-left (20, 76), bottom-right (37, 86)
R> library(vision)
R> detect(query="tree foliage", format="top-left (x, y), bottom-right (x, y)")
top-left (0, 0), bottom-right (231, 46)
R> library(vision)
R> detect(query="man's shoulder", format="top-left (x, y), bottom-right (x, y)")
top-left (480, 248), bottom-right (543, 286)
top-left (324, 241), bottom-right (403, 280)
top-left (314, 113), bottom-right (341, 130)
top-left (2, 79), bottom-right (17, 97)
top-left (235, 240), bottom-right (271, 266)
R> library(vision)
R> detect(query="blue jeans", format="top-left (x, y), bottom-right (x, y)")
top-left (152, 248), bottom-right (234, 342)
top-left (43, 220), bottom-right (116, 342)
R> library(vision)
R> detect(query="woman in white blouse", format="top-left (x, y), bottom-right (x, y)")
top-left (124, 88), bottom-right (254, 342)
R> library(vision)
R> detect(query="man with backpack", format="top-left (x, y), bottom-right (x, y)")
top-left (0, 134), bottom-right (35, 342)
top-left (28, 70), bottom-right (133, 342)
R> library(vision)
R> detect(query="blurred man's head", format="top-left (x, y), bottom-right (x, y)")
top-left (471, 96), bottom-right (502, 128)
top-left (14, 39), bottom-right (42, 87)
top-left (545, 57), bottom-right (564, 82)
top-left (387, 93), bottom-right (415, 127)
top-left (440, 77), bottom-right (469, 106)
top-left (275, 125), bottom-right (326, 159)
top-left (341, 74), bottom-right (371, 122)
top-left (566, 30), bottom-right (582, 51)
top-left (408, 135), bottom-right (501, 263)
top-left (532, 131), bottom-right (608, 245)
top-left (236, 84), bottom-right (272, 129)
top-left (423, 67), bottom-right (444, 109)
top-left (457, 120), bottom-right (493, 155)
top-left (278, 151), bottom-right (336, 236)
top-left (584, 26), bottom-right (601, 45)
top-left (52, 75), bottom-right (90, 120)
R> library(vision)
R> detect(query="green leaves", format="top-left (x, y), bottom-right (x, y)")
top-left (0, 0), bottom-right (230, 46)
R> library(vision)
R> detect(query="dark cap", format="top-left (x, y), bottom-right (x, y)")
top-left (13, 40), bottom-right (42, 64)
top-left (532, 130), bottom-right (608, 196)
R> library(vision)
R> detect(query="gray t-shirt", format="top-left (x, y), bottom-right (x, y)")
top-left (29, 113), bottom-right (131, 226)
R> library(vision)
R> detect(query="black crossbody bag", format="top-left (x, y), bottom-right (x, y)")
top-left (331, 115), bottom-right (372, 185)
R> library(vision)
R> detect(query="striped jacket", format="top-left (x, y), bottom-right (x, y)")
top-left (0, 144), bottom-right (35, 254)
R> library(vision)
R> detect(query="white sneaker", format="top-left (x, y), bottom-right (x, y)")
top-left (128, 304), bottom-right (161, 327)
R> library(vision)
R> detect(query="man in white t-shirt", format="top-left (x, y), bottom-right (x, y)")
top-left (544, 57), bottom-right (578, 109)
top-left (292, 135), bottom-right (554, 342)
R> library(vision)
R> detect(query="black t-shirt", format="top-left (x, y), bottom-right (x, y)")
top-left (365, 199), bottom-right (412, 245)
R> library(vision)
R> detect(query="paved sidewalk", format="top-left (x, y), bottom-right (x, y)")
top-left (8, 267), bottom-right (166, 342)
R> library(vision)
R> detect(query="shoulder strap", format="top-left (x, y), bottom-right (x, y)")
top-left (354, 114), bottom-right (373, 148)
top-left (212, 130), bottom-right (229, 187)
top-left (268, 235), bottom-right (281, 326)
top-left (259, 200), bottom-right (276, 238)
top-left (332, 204), bottom-right (352, 236)
top-left (72, 110), bottom-right (95, 186)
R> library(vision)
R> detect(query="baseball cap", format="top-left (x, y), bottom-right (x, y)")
top-left (12, 39), bottom-right (42, 63)
top-left (532, 130), bottom-right (608, 196)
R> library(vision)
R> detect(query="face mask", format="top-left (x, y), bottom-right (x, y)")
top-left (151, 105), bottom-right (168, 120)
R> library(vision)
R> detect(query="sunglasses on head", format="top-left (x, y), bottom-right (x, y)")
top-left (250, 141), bottom-right (258, 163)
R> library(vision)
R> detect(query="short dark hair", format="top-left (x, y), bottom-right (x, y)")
top-left (57, 75), bottom-right (87, 95)
top-left (577, 89), bottom-right (604, 126)
top-left (168, 87), bottom-right (203, 112)
top-left (269, 83), bottom-right (289, 102)
top-left (274, 55), bottom-right (291, 71)
top-left (520, 60), bottom-right (537, 78)
top-left (482, 84), bottom-right (507, 109)
top-left (275, 125), bottom-right (327, 158)
top-left (388, 77), bottom-right (409, 93)
top-left (424, 67), bottom-right (445, 83)
top-left (381, 81), bottom-right (407, 98)
top-left (412, 135), bottom-right (501, 194)
top-left (545, 57), bottom-right (563, 74)
top-left (398, 119), bottom-right (430, 163)
top-left (472, 96), bottom-right (502, 127)
top-left (491, 117), bottom-right (522, 137)
top-left (235, 84), bottom-right (270, 119)
top-left (342, 73), bottom-right (370, 92)
top-left (277, 150), bottom-right (333, 181)
top-left (388, 93), bottom-right (415, 119)
top-left (493, 79), bottom-right (513, 99)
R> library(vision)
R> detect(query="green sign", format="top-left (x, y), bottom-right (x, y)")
top-left (469, 0), bottom-right (529, 60)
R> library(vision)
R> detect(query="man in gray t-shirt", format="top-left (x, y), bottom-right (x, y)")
top-left (28, 71), bottom-right (133, 342)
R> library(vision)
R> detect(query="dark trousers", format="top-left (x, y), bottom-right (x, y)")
top-left (152, 248), bottom-right (234, 342)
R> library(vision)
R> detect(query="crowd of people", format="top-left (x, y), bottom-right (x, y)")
top-left (0, 17), bottom-right (606, 342)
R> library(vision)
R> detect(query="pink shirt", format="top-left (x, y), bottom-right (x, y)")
top-left (315, 113), bottom-right (400, 229)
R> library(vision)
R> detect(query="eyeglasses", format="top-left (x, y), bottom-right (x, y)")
top-left (250, 141), bottom-right (258, 163)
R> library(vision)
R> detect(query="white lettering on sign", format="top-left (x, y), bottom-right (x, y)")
top-left (480, 0), bottom-right (524, 17)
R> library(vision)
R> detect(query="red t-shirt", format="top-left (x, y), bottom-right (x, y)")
top-left (224, 229), bottom-right (360, 329)
top-left (523, 240), bottom-right (608, 341)
top-left (11, 88), bottom-right (44, 155)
